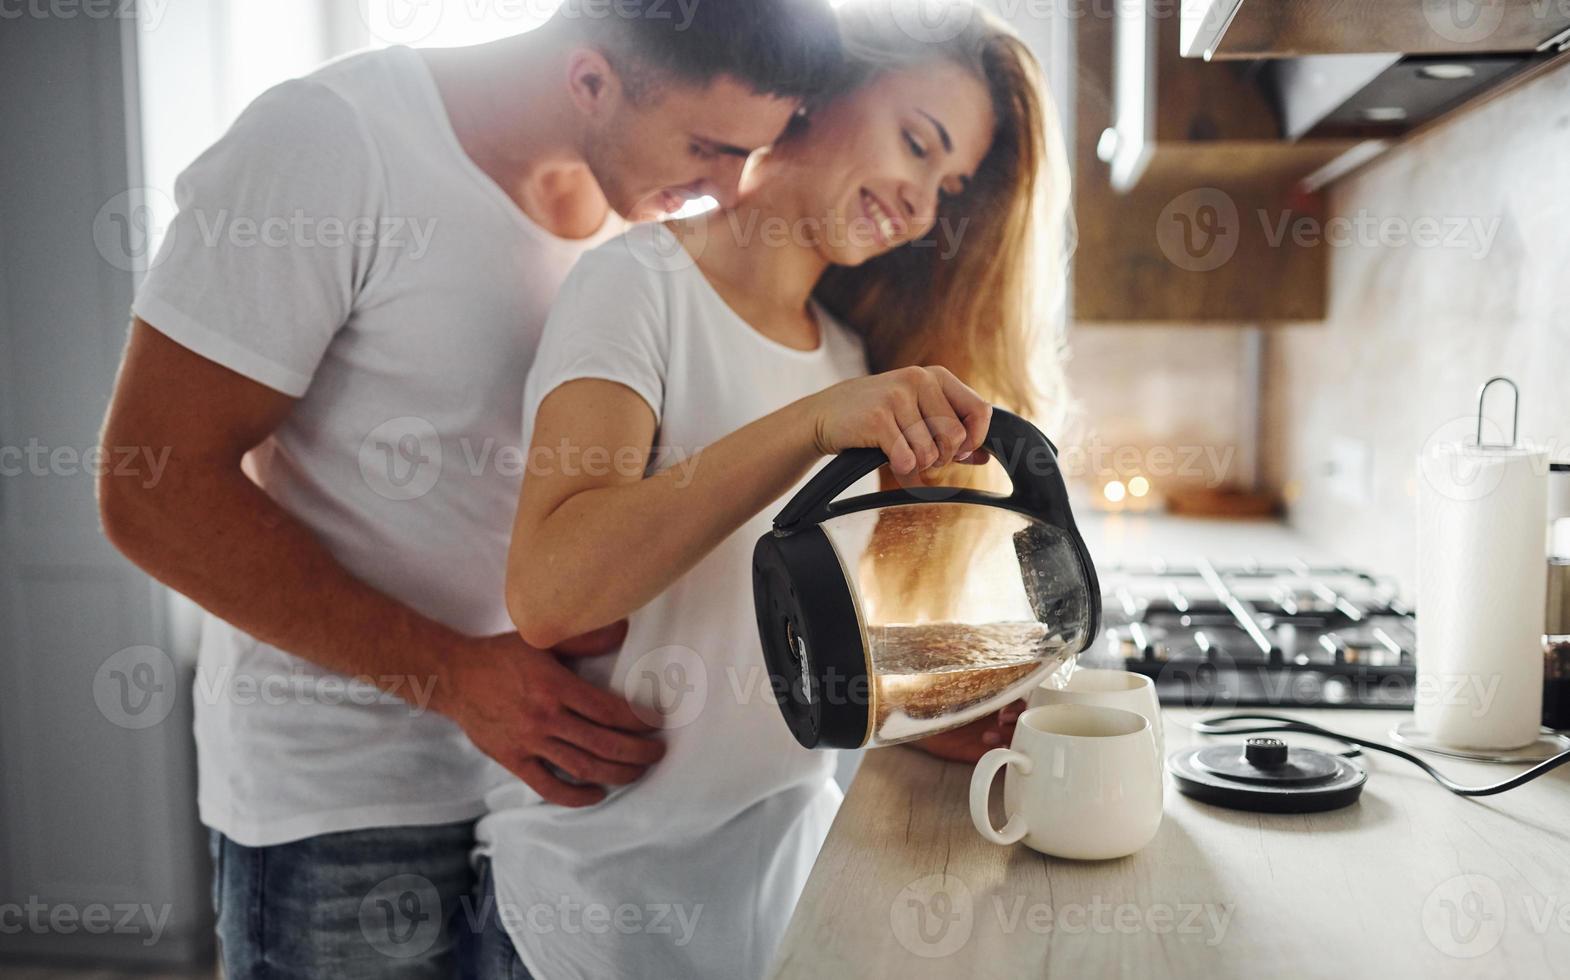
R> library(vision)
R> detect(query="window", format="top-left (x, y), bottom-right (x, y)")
top-left (359, 0), bottom-right (562, 48)
top-left (132, 0), bottom-right (570, 261)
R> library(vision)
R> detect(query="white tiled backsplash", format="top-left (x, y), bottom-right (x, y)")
top-left (1059, 61), bottom-right (1570, 588)
top-left (1060, 325), bottom-right (1250, 495)
top-left (1264, 61), bottom-right (1570, 590)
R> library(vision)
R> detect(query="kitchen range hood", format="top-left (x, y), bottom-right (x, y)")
top-left (1101, 0), bottom-right (1570, 195)
top-left (1267, 51), bottom-right (1542, 142)
top-left (1184, 0), bottom-right (1570, 61)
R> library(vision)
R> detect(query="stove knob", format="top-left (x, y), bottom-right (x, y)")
top-left (1322, 677), bottom-right (1352, 704)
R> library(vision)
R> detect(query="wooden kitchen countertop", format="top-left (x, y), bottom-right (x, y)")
top-left (772, 709), bottom-right (1570, 979)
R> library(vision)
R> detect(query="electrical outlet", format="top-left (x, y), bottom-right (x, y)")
top-left (1326, 437), bottom-right (1372, 507)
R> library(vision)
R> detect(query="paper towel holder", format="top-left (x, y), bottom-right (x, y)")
top-left (1474, 376), bottom-right (1520, 449)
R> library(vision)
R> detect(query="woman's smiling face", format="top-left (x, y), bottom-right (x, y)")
top-left (788, 61), bottom-right (996, 267)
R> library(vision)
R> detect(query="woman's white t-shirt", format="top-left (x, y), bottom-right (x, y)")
top-left (475, 223), bottom-right (875, 980)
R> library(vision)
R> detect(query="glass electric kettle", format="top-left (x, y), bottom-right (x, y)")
top-left (752, 408), bottom-right (1101, 749)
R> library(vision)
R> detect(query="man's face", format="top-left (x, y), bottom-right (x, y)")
top-left (585, 74), bottom-right (800, 221)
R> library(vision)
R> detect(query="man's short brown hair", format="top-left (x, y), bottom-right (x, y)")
top-left (560, 0), bottom-right (843, 102)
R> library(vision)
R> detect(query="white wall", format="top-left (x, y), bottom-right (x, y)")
top-left (1264, 62), bottom-right (1570, 592)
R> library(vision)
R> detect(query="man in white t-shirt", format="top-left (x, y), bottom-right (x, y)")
top-left (96, 2), bottom-right (841, 976)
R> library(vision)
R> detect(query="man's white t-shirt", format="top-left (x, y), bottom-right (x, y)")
top-left (475, 223), bottom-right (875, 980)
top-left (132, 46), bottom-right (621, 847)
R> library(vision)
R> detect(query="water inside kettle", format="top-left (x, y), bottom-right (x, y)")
top-left (824, 502), bottom-right (1088, 746)
top-left (868, 622), bottom-right (1073, 745)
top-left (753, 409), bottom-right (1098, 750)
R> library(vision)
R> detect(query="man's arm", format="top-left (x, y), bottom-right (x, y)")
top-left (98, 319), bottom-right (663, 807)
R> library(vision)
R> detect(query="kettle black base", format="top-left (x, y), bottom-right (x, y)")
top-left (1167, 738), bottom-right (1368, 813)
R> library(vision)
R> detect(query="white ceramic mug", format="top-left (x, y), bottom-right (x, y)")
top-left (970, 704), bottom-right (1163, 860)
top-left (1029, 667), bottom-right (1165, 758)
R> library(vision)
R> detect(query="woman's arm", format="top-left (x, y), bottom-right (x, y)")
top-left (506, 365), bottom-right (990, 648)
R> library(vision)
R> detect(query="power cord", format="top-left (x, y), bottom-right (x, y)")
top-left (1189, 712), bottom-right (1570, 797)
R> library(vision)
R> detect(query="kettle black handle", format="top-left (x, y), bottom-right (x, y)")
top-left (772, 407), bottom-right (1070, 532)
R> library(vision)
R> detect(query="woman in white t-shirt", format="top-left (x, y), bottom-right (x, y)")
top-left (473, 4), bottom-right (1071, 978)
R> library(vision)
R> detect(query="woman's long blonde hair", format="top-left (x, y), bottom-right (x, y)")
top-left (814, 0), bottom-right (1073, 427)
top-left (812, 1), bottom-right (1075, 623)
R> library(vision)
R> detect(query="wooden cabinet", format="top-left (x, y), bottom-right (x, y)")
top-left (1099, 0), bottom-right (1363, 192)
top-left (1069, 2), bottom-right (1569, 322)
top-left (1073, 5), bottom-right (1336, 322)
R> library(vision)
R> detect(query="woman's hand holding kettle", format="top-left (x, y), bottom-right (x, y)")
top-left (803, 365), bottom-right (992, 476)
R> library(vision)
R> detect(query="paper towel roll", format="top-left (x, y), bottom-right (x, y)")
top-left (1415, 442), bottom-right (1548, 750)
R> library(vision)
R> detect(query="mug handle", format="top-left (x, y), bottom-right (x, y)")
top-left (969, 748), bottom-right (1033, 846)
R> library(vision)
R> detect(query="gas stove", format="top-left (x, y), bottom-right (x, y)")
top-left (1084, 559), bottom-right (1416, 709)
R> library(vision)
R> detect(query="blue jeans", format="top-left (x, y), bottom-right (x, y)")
top-left (210, 822), bottom-right (477, 979)
top-left (462, 858), bottom-right (536, 980)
